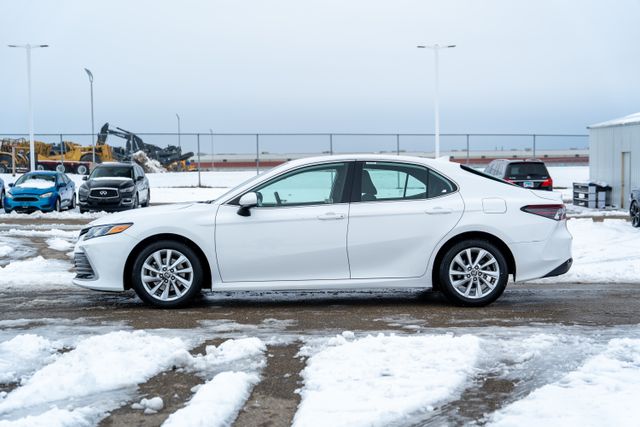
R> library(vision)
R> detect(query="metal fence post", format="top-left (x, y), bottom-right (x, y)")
top-left (60, 134), bottom-right (64, 165)
top-left (197, 134), bottom-right (202, 187)
top-left (532, 134), bottom-right (537, 158)
top-left (329, 134), bottom-right (333, 155)
top-left (396, 134), bottom-right (400, 155)
top-left (466, 134), bottom-right (470, 165)
top-left (256, 134), bottom-right (260, 174)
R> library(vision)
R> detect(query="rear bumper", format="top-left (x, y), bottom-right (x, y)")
top-left (543, 258), bottom-right (573, 278)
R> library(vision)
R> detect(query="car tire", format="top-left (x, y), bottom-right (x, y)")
top-left (54, 198), bottom-right (62, 212)
top-left (76, 164), bottom-right (89, 175)
top-left (133, 193), bottom-right (139, 209)
top-left (70, 194), bottom-right (76, 210)
top-left (143, 190), bottom-right (150, 207)
top-left (438, 239), bottom-right (509, 307)
top-left (0, 190), bottom-right (4, 209)
top-left (131, 240), bottom-right (203, 308)
top-left (631, 202), bottom-right (640, 228)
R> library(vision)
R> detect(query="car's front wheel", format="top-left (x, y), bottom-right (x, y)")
top-left (131, 240), bottom-right (203, 308)
top-left (631, 202), bottom-right (640, 228)
top-left (438, 239), bottom-right (508, 307)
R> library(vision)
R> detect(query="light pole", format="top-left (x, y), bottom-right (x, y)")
top-left (417, 43), bottom-right (455, 159)
top-left (84, 68), bottom-right (96, 163)
top-left (175, 113), bottom-right (181, 148)
top-left (8, 43), bottom-right (49, 171)
top-left (209, 128), bottom-right (215, 170)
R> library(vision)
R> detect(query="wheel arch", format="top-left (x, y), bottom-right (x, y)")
top-left (123, 233), bottom-right (212, 290)
top-left (431, 231), bottom-right (516, 290)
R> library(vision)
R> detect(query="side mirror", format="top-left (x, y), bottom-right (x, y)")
top-left (237, 192), bottom-right (258, 217)
top-left (136, 176), bottom-right (144, 182)
top-left (57, 183), bottom-right (65, 188)
top-left (8, 183), bottom-right (14, 188)
top-left (82, 176), bottom-right (88, 181)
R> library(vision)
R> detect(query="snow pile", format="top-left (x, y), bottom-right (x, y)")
top-left (2, 209), bottom-right (109, 220)
top-left (132, 150), bottom-right (165, 173)
top-left (490, 338), bottom-right (640, 427)
top-left (293, 332), bottom-right (480, 427)
top-left (163, 371), bottom-right (260, 427)
top-left (0, 331), bottom-right (192, 420)
top-left (189, 337), bottom-right (266, 374)
top-left (0, 406), bottom-right (97, 427)
top-left (0, 257), bottom-right (73, 289)
top-left (535, 219), bottom-right (640, 283)
top-left (0, 245), bottom-right (12, 258)
top-left (0, 334), bottom-right (62, 384)
top-left (1, 228), bottom-right (79, 239)
top-left (15, 179), bottom-right (54, 189)
top-left (45, 237), bottom-right (75, 252)
top-left (132, 396), bottom-right (164, 415)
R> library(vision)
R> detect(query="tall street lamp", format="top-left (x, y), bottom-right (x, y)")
top-left (8, 43), bottom-right (49, 171)
top-left (176, 113), bottom-right (181, 148)
top-left (84, 68), bottom-right (96, 163)
top-left (417, 43), bottom-right (455, 159)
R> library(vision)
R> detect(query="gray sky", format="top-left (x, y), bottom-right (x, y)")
top-left (1, 0), bottom-right (639, 137)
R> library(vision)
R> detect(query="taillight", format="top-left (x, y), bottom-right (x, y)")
top-left (504, 178), bottom-right (515, 183)
top-left (521, 204), bottom-right (566, 221)
top-left (540, 178), bottom-right (553, 188)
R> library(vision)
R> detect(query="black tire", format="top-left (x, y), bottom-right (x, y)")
top-left (70, 194), bottom-right (76, 210)
top-left (76, 164), bottom-right (89, 175)
top-left (631, 202), bottom-right (640, 228)
top-left (143, 190), bottom-right (150, 207)
top-left (54, 198), bottom-right (61, 212)
top-left (0, 190), bottom-right (4, 209)
top-left (0, 165), bottom-right (6, 174)
top-left (133, 193), bottom-right (140, 209)
top-left (79, 207), bottom-right (87, 214)
top-left (131, 240), bottom-right (203, 308)
top-left (55, 164), bottom-right (66, 173)
top-left (438, 239), bottom-right (509, 307)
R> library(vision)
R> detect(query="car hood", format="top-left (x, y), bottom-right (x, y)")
top-left (82, 177), bottom-right (135, 189)
top-left (10, 185), bottom-right (56, 195)
top-left (88, 202), bottom-right (213, 227)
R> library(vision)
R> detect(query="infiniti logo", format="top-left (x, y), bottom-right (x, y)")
top-left (99, 191), bottom-right (108, 196)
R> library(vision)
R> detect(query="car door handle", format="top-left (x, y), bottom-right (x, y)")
top-left (317, 212), bottom-right (345, 220)
top-left (425, 207), bottom-right (452, 215)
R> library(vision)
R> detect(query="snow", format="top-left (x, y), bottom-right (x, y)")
top-left (188, 337), bottom-right (266, 375)
top-left (162, 371), bottom-right (260, 427)
top-left (131, 397), bottom-right (164, 414)
top-left (534, 219), bottom-right (640, 284)
top-left (0, 334), bottom-right (62, 384)
top-left (46, 237), bottom-right (75, 252)
top-left (546, 166), bottom-right (588, 189)
top-left (0, 245), bottom-right (12, 257)
top-left (0, 228), bottom-right (79, 239)
top-left (0, 257), bottom-right (73, 289)
top-left (589, 112), bottom-right (640, 128)
top-left (293, 332), bottom-right (480, 427)
top-left (2, 209), bottom-right (108, 220)
top-left (490, 338), bottom-right (640, 427)
top-left (14, 179), bottom-right (54, 190)
top-left (0, 406), bottom-right (96, 427)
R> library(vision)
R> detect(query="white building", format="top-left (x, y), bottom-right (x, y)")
top-left (588, 112), bottom-right (640, 209)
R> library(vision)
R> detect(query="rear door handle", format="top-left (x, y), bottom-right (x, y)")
top-left (425, 207), bottom-right (452, 215)
top-left (317, 212), bottom-right (345, 220)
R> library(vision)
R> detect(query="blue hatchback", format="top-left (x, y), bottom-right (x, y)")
top-left (4, 171), bottom-right (76, 214)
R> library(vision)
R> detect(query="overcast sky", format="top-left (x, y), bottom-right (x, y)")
top-left (1, 0), bottom-right (639, 137)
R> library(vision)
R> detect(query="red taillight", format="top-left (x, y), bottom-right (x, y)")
top-left (540, 177), bottom-right (553, 188)
top-left (521, 204), bottom-right (566, 221)
top-left (504, 178), bottom-right (515, 183)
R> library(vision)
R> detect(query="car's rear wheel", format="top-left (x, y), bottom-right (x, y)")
top-left (631, 202), bottom-right (640, 228)
top-left (70, 194), bottom-right (76, 210)
top-left (438, 239), bottom-right (508, 307)
top-left (131, 240), bottom-right (203, 308)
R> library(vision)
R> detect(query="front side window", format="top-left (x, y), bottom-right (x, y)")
top-left (253, 162), bottom-right (349, 207)
top-left (358, 162), bottom-right (456, 202)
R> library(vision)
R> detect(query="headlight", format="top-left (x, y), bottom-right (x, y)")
top-left (121, 185), bottom-right (135, 193)
top-left (40, 192), bottom-right (53, 198)
top-left (83, 223), bottom-right (133, 240)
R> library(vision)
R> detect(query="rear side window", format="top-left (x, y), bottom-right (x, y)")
top-left (506, 163), bottom-right (549, 179)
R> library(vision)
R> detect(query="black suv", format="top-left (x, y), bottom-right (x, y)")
top-left (484, 159), bottom-right (553, 191)
top-left (78, 163), bottom-right (150, 212)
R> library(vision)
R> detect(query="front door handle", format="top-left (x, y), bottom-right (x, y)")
top-left (425, 207), bottom-right (452, 215)
top-left (317, 212), bottom-right (345, 220)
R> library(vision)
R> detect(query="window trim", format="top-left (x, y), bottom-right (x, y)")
top-left (351, 161), bottom-right (459, 204)
top-left (229, 161), bottom-right (355, 208)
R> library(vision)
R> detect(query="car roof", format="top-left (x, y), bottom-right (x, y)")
top-left (492, 158), bottom-right (545, 164)
top-left (94, 162), bottom-right (134, 168)
top-left (25, 171), bottom-right (58, 176)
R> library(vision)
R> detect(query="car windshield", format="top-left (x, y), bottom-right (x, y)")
top-left (14, 174), bottom-right (56, 188)
top-left (506, 163), bottom-right (549, 179)
top-left (90, 166), bottom-right (133, 179)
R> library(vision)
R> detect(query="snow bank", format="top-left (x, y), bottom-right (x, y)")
top-left (0, 245), bottom-right (12, 258)
top-left (0, 330), bottom-right (192, 416)
top-left (0, 334), bottom-right (62, 383)
top-left (189, 337), bottom-right (266, 374)
top-left (45, 237), bottom-right (75, 252)
top-left (163, 371), bottom-right (259, 427)
top-left (0, 229), bottom-right (79, 239)
top-left (0, 406), bottom-right (96, 427)
top-left (490, 338), bottom-right (640, 427)
top-left (534, 219), bottom-right (640, 283)
top-left (293, 332), bottom-right (480, 427)
top-left (0, 257), bottom-right (73, 289)
top-left (1, 209), bottom-right (108, 220)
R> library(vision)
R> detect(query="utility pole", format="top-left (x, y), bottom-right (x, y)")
top-left (84, 68), bottom-right (96, 163)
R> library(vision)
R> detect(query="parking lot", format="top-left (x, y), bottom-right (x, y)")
top-left (1, 213), bottom-right (640, 426)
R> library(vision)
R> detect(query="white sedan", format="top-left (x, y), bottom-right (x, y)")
top-left (72, 155), bottom-right (572, 307)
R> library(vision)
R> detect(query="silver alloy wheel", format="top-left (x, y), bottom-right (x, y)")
top-left (448, 247), bottom-right (500, 299)
top-left (141, 249), bottom-right (194, 302)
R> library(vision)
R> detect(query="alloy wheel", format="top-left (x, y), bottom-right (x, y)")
top-left (448, 247), bottom-right (500, 299)
top-left (140, 249), bottom-right (194, 302)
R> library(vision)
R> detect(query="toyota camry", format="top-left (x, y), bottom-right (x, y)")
top-left (72, 155), bottom-right (572, 307)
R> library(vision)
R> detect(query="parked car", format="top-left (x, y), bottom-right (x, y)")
top-left (3, 171), bottom-right (76, 213)
top-left (484, 159), bottom-right (553, 191)
top-left (630, 189), bottom-right (640, 227)
top-left (0, 176), bottom-right (4, 210)
top-left (78, 162), bottom-right (150, 213)
top-left (72, 155), bottom-right (572, 308)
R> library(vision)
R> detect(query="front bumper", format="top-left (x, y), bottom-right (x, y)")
top-left (72, 231), bottom-right (137, 291)
top-left (78, 194), bottom-right (135, 212)
top-left (4, 195), bottom-right (56, 212)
